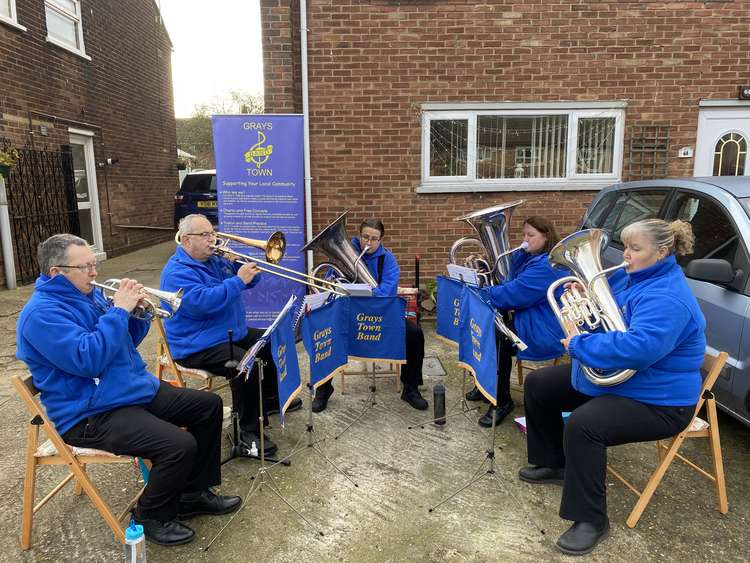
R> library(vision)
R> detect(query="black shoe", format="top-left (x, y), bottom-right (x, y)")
top-left (465, 386), bottom-right (490, 403)
top-left (401, 386), bottom-right (428, 410)
top-left (311, 383), bottom-right (334, 413)
top-left (265, 396), bottom-right (303, 416)
top-left (134, 515), bottom-right (195, 546)
top-left (556, 518), bottom-right (610, 556)
top-left (518, 465), bottom-right (565, 486)
top-left (478, 400), bottom-right (515, 428)
top-left (239, 429), bottom-right (278, 456)
top-left (178, 489), bottom-right (242, 519)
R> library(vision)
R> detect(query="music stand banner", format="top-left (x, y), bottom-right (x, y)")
top-left (347, 296), bottom-right (406, 363)
top-left (457, 287), bottom-right (498, 406)
top-left (301, 297), bottom-right (349, 390)
top-left (436, 275), bottom-right (464, 345)
top-left (212, 114), bottom-right (306, 329)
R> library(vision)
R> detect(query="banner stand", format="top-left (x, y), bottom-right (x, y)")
top-left (333, 362), bottom-right (412, 441)
top-left (407, 369), bottom-right (481, 430)
top-left (206, 359), bottom-right (323, 551)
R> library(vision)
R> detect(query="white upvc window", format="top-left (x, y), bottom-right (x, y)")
top-left (0, 0), bottom-right (26, 31)
top-left (419, 102), bottom-right (626, 193)
top-left (45, 0), bottom-right (89, 59)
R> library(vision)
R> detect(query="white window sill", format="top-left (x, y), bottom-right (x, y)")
top-left (416, 179), bottom-right (619, 193)
top-left (0, 15), bottom-right (26, 32)
top-left (46, 36), bottom-right (91, 61)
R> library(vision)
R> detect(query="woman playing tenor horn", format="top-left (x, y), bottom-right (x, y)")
top-left (520, 219), bottom-right (705, 556)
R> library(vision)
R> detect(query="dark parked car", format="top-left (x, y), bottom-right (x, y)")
top-left (174, 169), bottom-right (217, 227)
top-left (582, 176), bottom-right (750, 427)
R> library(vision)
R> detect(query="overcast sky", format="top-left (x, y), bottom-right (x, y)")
top-left (158, 0), bottom-right (264, 118)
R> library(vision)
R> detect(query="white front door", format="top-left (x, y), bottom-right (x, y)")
top-left (69, 131), bottom-right (105, 255)
top-left (694, 104), bottom-right (750, 177)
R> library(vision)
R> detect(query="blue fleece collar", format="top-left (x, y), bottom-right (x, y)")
top-left (627, 254), bottom-right (678, 285)
top-left (34, 273), bottom-right (97, 304)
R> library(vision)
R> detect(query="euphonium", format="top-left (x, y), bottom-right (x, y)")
top-left (91, 279), bottom-right (182, 319)
top-left (546, 229), bottom-right (634, 387)
top-left (450, 200), bottom-right (525, 286)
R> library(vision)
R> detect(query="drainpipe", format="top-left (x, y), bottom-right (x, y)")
top-left (0, 175), bottom-right (17, 289)
top-left (300, 0), bottom-right (313, 274)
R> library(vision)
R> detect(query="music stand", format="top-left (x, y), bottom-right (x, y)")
top-left (407, 369), bottom-right (480, 429)
top-left (205, 358), bottom-right (323, 551)
top-left (222, 331), bottom-right (289, 467)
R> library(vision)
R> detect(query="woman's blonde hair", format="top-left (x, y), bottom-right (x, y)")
top-left (621, 218), bottom-right (695, 257)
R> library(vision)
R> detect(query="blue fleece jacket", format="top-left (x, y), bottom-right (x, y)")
top-left (568, 254), bottom-right (706, 406)
top-left (484, 251), bottom-right (568, 361)
top-left (159, 246), bottom-right (260, 359)
top-left (351, 237), bottom-right (400, 297)
top-left (16, 275), bottom-right (159, 435)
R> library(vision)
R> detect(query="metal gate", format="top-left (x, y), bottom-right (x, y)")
top-left (5, 145), bottom-right (81, 284)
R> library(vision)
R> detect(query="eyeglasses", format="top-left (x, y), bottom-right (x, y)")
top-left (186, 231), bottom-right (217, 239)
top-left (360, 234), bottom-right (381, 243)
top-left (57, 262), bottom-right (98, 272)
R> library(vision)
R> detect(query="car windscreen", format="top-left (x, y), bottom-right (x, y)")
top-left (180, 174), bottom-right (216, 194)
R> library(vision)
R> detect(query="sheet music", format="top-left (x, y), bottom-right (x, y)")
top-left (340, 283), bottom-right (372, 296)
top-left (238, 295), bottom-right (298, 376)
top-left (293, 291), bottom-right (334, 332)
top-left (447, 264), bottom-right (480, 285)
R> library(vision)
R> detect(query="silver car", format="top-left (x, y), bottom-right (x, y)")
top-left (582, 177), bottom-right (750, 427)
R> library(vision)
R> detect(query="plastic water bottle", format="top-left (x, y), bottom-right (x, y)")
top-left (249, 441), bottom-right (259, 457)
top-left (124, 517), bottom-right (146, 563)
top-left (433, 384), bottom-right (446, 426)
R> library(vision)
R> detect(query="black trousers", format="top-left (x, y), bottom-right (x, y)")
top-left (176, 329), bottom-right (279, 434)
top-left (62, 381), bottom-right (223, 522)
top-left (523, 364), bottom-right (695, 524)
top-left (495, 330), bottom-right (515, 405)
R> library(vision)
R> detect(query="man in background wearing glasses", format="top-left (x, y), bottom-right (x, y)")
top-left (16, 234), bottom-right (241, 546)
top-left (160, 214), bottom-right (301, 459)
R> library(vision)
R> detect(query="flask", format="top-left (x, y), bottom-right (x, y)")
top-left (124, 517), bottom-right (146, 563)
top-left (249, 441), bottom-right (259, 457)
top-left (433, 384), bottom-right (446, 426)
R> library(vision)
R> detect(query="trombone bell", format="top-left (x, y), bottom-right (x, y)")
top-left (215, 231), bottom-right (286, 264)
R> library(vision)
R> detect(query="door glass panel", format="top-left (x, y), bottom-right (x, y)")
top-left (77, 208), bottom-right (93, 244)
top-left (71, 144), bottom-right (90, 203)
top-left (712, 132), bottom-right (747, 176)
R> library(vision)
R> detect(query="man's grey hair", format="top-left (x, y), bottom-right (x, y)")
top-left (37, 234), bottom-right (89, 275)
top-left (177, 214), bottom-right (209, 243)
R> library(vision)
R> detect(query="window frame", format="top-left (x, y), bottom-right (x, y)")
top-left (0, 0), bottom-right (26, 31)
top-left (44, 0), bottom-right (90, 60)
top-left (419, 102), bottom-right (626, 193)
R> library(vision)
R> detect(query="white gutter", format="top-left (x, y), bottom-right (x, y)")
top-left (300, 0), bottom-right (314, 274)
top-left (0, 175), bottom-right (17, 289)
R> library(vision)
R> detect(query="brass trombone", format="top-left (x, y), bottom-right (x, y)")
top-left (91, 279), bottom-right (183, 318)
top-left (176, 230), bottom-right (349, 296)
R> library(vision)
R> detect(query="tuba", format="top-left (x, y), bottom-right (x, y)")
top-left (546, 229), bottom-right (634, 386)
top-left (450, 200), bottom-right (525, 286)
top-left (301, 211), bottom-right (378, 288)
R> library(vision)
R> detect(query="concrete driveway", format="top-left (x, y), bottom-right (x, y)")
top-left (0, 241), bottom-right (747, 562)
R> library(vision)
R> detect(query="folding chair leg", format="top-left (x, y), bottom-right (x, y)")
top-left (74, 465), bottom-right (85, 495)
top-left (706, 399), bottom-right (729, 513)
top-left (516, 361), bottom-right (524, 385)
top-left (20, 424), bottom-right (39, 550)
top-left (626, 432), bottom-right (688, 528)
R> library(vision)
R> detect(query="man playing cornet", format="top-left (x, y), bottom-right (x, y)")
top-left (159, 214), bottom-right (301, 458)
top-left (16, 234), bottom-right (240, 546)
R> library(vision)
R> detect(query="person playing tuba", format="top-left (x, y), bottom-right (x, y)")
top-left (520, 219), bottom-right (706, 556)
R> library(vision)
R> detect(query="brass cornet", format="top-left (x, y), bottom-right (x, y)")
top-left (91, 279), bottom-right (183, 319)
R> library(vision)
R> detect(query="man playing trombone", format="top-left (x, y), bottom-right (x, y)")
top-left (159, 214), bottom-right (301, 457)
top-left (16, 234), bottom-right (240, 546)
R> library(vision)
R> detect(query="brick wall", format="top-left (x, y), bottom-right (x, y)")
top-left (261, 0), bottom-right (750, 281)
top-left (0, 0), bottom-right (177, 286)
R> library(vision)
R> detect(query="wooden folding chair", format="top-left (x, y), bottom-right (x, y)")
top-left (153, 317), bottom-right (228, 392)
top-left (515, 356), bottom-right (562, 385)
top-left (607, 351), bottom-right (729, 528)
top-left (11, 374), bottom-right (146, 549)
top-left (341, 360), bottom-right (401, 394)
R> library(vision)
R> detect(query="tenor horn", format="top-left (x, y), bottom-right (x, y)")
top-left (546, 228), bottom-right (634, 387)
top-left (301, 211), bottom-right (378, 288)
top-left (92, 279), bottom-right (182, 319)
top-left (450, 200), bottom-right (524, 285)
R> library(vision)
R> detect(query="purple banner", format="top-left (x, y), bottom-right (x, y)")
top-left (212, 115), bottom-right (306, 328)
